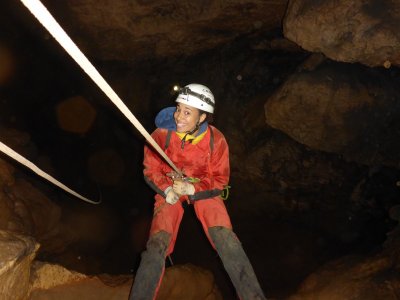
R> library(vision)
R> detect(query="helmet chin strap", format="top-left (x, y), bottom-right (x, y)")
top-left (186, 122), bottom-right (200, 135)
top-left (181, 121), bottom-right (200, 149)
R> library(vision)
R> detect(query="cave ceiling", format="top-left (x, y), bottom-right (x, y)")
top-left (8, 0), bottom-right (289, 62)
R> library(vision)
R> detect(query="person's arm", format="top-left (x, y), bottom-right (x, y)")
top-left (143, 129), bottom-right (172, 197)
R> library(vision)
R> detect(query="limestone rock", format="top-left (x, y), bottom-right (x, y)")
top-left (0, 157), bottom-right (15, 187)
top-left (0, 230), bottom-right (39, 300)
top-left (29, 261), bottom-right (131, 300)
top-left (265, 60), bottom-right (400, 167)
top-left (38, 0), bottom-right (288, 61)
top-left (287, 226), bottom-right (400, 300)
top-left (30, 261), bottom-right (87, 291)
top-left (7, 179), bottom-right (64, 250)
top-left (288, 256), bottom-right (400, 300)
top-left (284, 0), bottom-right (400, 67)
top-left (0, 128), bottom-right (75, 254)
top-left (29, 263), bottom-right (222, 300)
top-left (158, 264), bottom-right (222, 300)
top-left (0, 126), bottom-right (35, 160)
top-left (243, 132), bottom-right (349, 190)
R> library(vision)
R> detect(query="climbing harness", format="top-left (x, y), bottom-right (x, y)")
top-left (220, 185), bottom-right (231, 200)
top-left (165, 127), bottom-right (231, 201)
top-left (1, 0), bottom-right (184, 203)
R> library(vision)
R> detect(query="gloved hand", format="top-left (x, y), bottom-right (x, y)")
top-left (173, 181), bottom-right (195, 195)
top-left (165, 186), bottom-right (179, 205)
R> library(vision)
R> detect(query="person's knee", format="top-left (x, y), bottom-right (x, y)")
top-left (208, 226), bottom-right (239, 248)
top-left (144, 230), bottom-right (171, 257)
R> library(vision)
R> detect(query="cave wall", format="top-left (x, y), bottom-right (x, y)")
top-left (0, 0), bottom-right (400, 299)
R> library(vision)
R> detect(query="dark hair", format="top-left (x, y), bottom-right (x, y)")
top-left (199, 110), bottom-right (213, 124)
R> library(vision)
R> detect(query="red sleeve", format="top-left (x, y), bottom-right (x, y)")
top-left (143, 129), bottom-right (172, 195)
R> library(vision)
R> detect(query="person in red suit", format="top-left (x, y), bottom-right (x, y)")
top-left (130, 84), bottom-right (266, 300)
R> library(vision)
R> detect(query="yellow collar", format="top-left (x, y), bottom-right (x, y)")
top-left (176, 129), bottom-right (207, 145)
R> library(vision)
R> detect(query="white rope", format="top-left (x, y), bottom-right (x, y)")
top-left (0, 141), bottom-right (99, 204)
top-left (0, 0), bottom-right (184, 204)
top-left (19, 0), bottom-right (181, 175)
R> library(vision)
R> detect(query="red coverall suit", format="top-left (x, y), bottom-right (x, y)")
top-left (144, 125), bottom-right (232, 254)
top-left (129, 125), bottom-right (266, 300)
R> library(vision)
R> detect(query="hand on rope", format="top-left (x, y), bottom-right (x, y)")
top-left (164, 186), bottom-right (179, 205)
top-left (173, 180), bottom-right (195, 196)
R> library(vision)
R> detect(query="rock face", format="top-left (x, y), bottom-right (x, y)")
top-left (0, 230), bottom-right (39, 300)
top-left (29, 263), bottom-right (222, 300)
top-left (287, 224), bottom-right (400, 300)
top-left (29, 0), bottom-right (289, 61)
top-left (0, 236), bottom-right (222, 300)
top-left (157, 264), bottom-right (222, 300)
top-left (265, 59), bottom-right (400, 167)
top-left (0, 127), bottom-right (74, 254)
top-left (284, 0), bottom-right (400, 67)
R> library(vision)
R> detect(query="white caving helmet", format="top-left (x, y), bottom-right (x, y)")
top-left (175, 83), bottom-right (215, 113)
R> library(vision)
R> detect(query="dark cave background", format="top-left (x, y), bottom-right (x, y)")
top-left (1, 1), bottom-right (400, 299)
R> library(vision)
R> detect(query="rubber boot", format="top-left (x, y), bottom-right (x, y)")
top-left (209, 226), bottom-right (267, 300)
top-left (129, 230), bottom-right (171, 300)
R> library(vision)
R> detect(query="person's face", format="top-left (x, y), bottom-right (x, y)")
top-left (174, 103), bottom-right (206, 133)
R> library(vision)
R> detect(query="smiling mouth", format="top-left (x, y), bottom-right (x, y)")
top-left (176, 123), bottom-right (186, 128)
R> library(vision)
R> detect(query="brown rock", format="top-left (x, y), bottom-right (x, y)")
top-left (0, 190), bottom-right (14, 230)
top-left (30, 261), bottom-right (87, 291)
top-left (40, 0), bottom-right (288, 61)
top-left (284, 0), bottom-right (400, 67)
top-left (29, 263), bottom-right (222, 300)
top-left (241, 131), bottom-right (348, 193)
top-left (0, 126), bottom-right (35, 159)
top-left (0, 230), bottom-right (39, 300)
top-left (3, 177), bottom-right (77, 255)
top-left (8, 179), bottom-right (62, 240)
top-left (0, 158), bottom-right (15, 187)
top-left (29, 262), bottom-right (131, 300)
top-left (265, 60), bottom-right (400, 167)
top-left (287, 230), bottom-right (400, 300)
top-left (158, 264), bottom-right (222, 300)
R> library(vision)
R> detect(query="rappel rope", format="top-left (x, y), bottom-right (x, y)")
top-left (19, 0), bottom-right (180, 173)
top-left (0, 0), bottom-right (182, 204)
top-left (0, 141), bottom-right (99, 204)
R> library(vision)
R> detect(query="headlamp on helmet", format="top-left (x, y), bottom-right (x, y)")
top-left (174, 83), bottom-right (215, 113)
